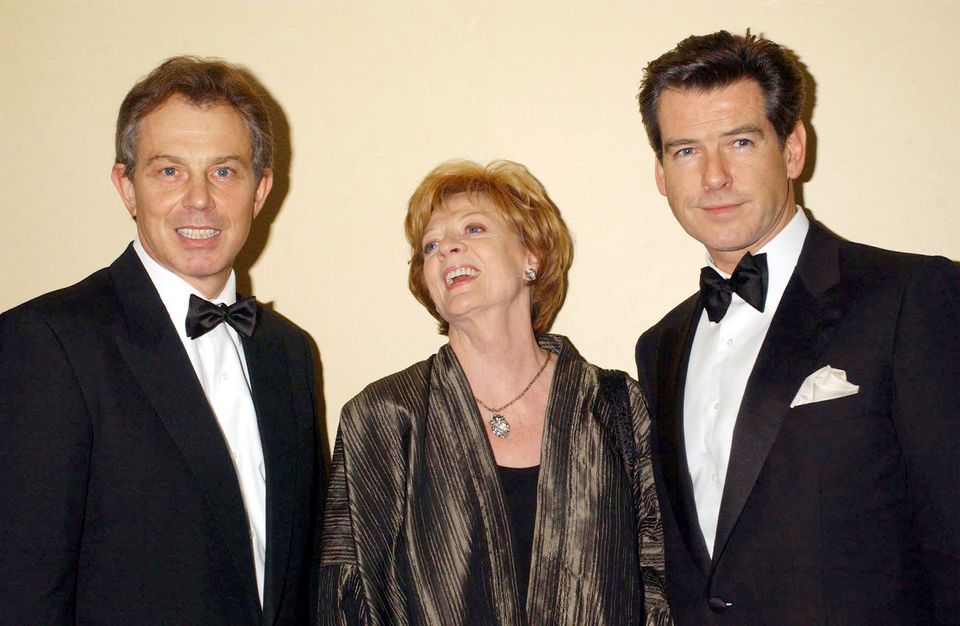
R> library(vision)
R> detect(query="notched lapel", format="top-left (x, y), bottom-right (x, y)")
top-left (712, 225), bottom-right (847, 566)
top-left (243, 315), bottom-right (298, 625)
top-left (656, 295), bottom-right (713, 576)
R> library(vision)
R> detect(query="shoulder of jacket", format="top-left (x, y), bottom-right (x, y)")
top-left (2, 266), bottom-right (116, 327)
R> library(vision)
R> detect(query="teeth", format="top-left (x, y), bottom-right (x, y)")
top-left (445, 267), bottom-right (480, 286)
top-left (177, 228), bottom-right (219, 240)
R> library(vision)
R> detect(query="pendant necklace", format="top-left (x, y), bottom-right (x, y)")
top-left (474, 352), bottom-right (551, 439)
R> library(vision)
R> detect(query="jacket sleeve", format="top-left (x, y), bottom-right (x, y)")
top-left (315, 433), bottom-right (370, 626)
top-left (0, 310), bottom-right (91, 622)
top-left (891, 256), bottom-right (960, 623)
top-left (634, 330), bottom-right (657, 410)
top-left (297, 327), bottom-right (328, 624)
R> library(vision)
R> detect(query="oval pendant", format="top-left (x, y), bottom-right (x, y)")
top-left (490, 414), bottom-right (510, 438)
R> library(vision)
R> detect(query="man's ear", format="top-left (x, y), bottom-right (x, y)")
top-left (252, 168), bottom-right (274, 219)
top-left (784, 120), bottom-right (807, 180)
top-left (654, 157), bottom-right (667, 196)
top-left (111, 163), bottom-right (137, 219)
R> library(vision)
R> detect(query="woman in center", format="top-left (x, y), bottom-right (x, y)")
top-left (317, 160), bottom-right (670, 625)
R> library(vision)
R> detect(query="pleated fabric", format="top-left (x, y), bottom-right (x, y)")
top-left (317, 334), bottom-right (671, 625)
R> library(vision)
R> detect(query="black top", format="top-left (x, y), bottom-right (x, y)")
top-left (496, 464), bottom-right (540, 610)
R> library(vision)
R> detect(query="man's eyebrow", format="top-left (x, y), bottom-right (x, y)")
top-left (212, 155), bottom-right (246, 164)
top-left (143, 154), bottom-right (247, 166)
top-left (144, 154), bottom-right (184, 166)
top-left (722, 124), bottom-right (764, 138)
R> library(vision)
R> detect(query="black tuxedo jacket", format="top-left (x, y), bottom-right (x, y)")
top-left (0, 246), bottom-right (324, 624)
top-left (636, 222), bottom-right (959, 624)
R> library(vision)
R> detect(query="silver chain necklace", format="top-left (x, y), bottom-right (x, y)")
top-left (474, 352), bottom-right (551, 439)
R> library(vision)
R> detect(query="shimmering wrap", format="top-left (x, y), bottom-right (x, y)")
top-left (318, 334), bottom-right (671, 625)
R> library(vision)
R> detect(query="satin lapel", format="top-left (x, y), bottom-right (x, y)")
top-left (242, 315), bottom-right (297, 626)
top-left (109, 247), bottom-right (262, 616)
top-left (712, 225), bottom-right (846, 565)
top-left (656, 295), bottom-right (713, 576)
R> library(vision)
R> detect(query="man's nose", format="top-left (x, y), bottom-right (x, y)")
top-left (701, 152), bottom-right (732, 191)
top-left (183, 177), bottom-right (214, 210)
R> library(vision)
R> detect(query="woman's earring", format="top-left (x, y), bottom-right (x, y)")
top-left (524, 268), bottom-right (537, 281)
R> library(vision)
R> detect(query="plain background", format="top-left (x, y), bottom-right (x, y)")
top-left (2, 1), bottom-right (958, 449)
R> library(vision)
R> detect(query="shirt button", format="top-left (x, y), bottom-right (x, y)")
top-left (710, 472), bottom-right (718, 483)
top-left (712, 402), bottom-right (720, 411)
top-left (220, 371), bottom-right (229, 381)
top-left (726, 338), bottom-right (734, 346)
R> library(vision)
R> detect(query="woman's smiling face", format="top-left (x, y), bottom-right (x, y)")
top-left (420, 192), bottom-right (536, 331)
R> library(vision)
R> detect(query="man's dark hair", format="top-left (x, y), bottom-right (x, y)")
top-left (115, 56), bottom-right (273, 178)
top-left (638, 30), bottom-right (805, 160)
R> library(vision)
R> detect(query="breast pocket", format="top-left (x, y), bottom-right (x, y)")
top-left (784, 393), bottom-right (863, 431)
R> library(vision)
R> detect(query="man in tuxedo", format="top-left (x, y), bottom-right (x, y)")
top-left (635, 31), bottom-right (959, 623)
top-left (0, 57), bottom-right (324, 623)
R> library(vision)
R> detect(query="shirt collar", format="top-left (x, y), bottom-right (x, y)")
top-left (132, 238), bottom-right (237, 341)
top-left (705, 206), bottom-right (809, 287)
top-left (703, 206), bottom-right (809, 322)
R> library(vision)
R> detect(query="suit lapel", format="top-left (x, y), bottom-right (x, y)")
top-left (657, 294), bottom-right (713, 576)
top-left (109, 246), bottom-right (262, 618)
top-left (712, 224), bottom-right (847, 565)
top-left (242, 315), bottom-right (297, 626)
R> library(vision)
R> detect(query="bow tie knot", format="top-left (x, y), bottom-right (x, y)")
top-left (186, 294), bottom-right (258, 339)
top-left (699, 252), bottom-right (769, 323)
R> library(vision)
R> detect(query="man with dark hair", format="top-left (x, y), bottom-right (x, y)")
top-left (636, 30), bottom-right (959, 624)
top-left (0, 56), bottom-right (324, 623)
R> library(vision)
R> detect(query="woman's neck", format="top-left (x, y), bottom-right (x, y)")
top-left (449, 320), bottom-right (549, 406)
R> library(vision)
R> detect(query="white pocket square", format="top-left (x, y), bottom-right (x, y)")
top-left (790, 365), bottom-right (859, 408)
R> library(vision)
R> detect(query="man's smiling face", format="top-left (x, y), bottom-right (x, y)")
top-left (112, 95), bottom-right (272, 297)
top-left (654, 78), bottom-right (806, 273)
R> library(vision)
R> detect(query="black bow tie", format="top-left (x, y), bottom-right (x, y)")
top-left (185, 294), bottom-right (258, 339)
top-left (699, 252), bottom-right (768, 323)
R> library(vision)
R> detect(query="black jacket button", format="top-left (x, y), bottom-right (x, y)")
top-left (708, 596), bottom-right (732, 613)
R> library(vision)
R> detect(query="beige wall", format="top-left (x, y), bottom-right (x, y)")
top-left (3, 1), bottom-right (958, 448)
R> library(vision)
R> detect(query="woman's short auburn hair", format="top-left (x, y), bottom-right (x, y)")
top-left (404, 159), bottom-right (573, 335)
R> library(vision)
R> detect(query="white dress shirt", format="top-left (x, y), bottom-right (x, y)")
top-left (684, 208), bottom-right (809, 556)
top-left (133, 239), bottom-right (267, 605)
